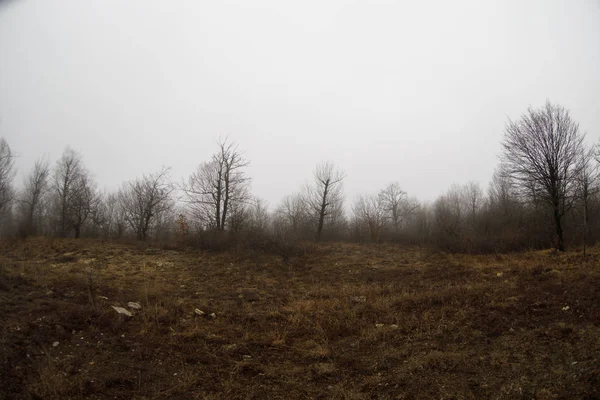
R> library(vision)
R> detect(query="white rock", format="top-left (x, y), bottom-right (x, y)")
top-left (52, 341), bottom-right (59, 347)
top-left (111, 306), bottom-right (133, 317)
top-left (375, 323), bottom-right (384, 328)
top-left (208, 313), bottom-right (216, 319)
top-left (98, 296), bottom-right (109, 300)
top-left (194, 309), bottom-right (205, 316)
top-left (127, 302), bottom-right (142, 310)
top-left (390, 324), bottom-right (399, 329)
top-left (562, 306), bottom-right (570, 311)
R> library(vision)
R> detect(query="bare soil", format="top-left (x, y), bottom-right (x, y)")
top-left (0, 238), bottom-right (598, 399)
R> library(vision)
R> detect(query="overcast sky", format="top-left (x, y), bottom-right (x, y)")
top-left (1, 0), bottom-right (599, 208)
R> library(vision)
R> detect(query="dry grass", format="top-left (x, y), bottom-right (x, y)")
top-left (0, 238), bottom-right (599, 399)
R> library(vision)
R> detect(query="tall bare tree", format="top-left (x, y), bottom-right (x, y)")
top-left (19, 157), bottom-right (50, 235)
top-left (53, 148), bottom-right (97, 238)
top-left (578, 147), bottom-right (598, 254)
top-left (502, 101), bottom-right (585, 251)
top-left (69, 173), bottom-right (99, 238)
top-left (305, 161), bottom-right (345, 241)
top-left (118, 167), bottom-right (174, 241)
top-left (378, 182), bottom-right (418, 233)
top-left (183, 138), bottom-right (250, 231)
top-left (0, 138), bottom-right (16, 216)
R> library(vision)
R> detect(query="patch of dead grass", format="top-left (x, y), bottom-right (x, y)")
top-left (0, 238), bottom-right (599, 399)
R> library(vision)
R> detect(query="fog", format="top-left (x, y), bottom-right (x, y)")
top-left (1, 0), bottom-right (599, 206)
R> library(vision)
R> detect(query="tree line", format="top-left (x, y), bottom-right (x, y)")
top-left (0, 101), bottom-right (596, 253)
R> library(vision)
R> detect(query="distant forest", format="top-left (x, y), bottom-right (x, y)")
top-left (0, 101), bottom-right (597, 253)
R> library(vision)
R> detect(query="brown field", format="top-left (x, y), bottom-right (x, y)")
top-left (0, 238), bottom-right (599, 400)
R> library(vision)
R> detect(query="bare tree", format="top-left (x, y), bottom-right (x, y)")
top-left (118, 167), bottom-right (174, 241)
top-left (68, 171), bottom-right (99, 238)
top-left (433, 185), bottom-right (464, 240)
top-left (305, 161), bottom-right (345, 241)
top-left (274, 193), bottom-right (309, 238)
top-left (378, 182), bottom-right (418, 233)
top-left (86, 190), bottom-right (109, 238)
top-left (352, 194), bottom-right (386, 241)
top-left (502, 101), bottom-right (585, 251)
top-left (53, 148), bottom-right (97, 238)
top-left (247, 197), bottom-right (270, 233)
top-left (18, 157), bottom-right (50, 235)
top-left (488, 165), bottom-right (516, 217)
top-left (227, 196), bottom-right (249, 232)
top-left (462, 181), bottom-right (483, 229)
top-left (0, 138), bottom-right (16, 216)
top-left (104, 192), bottom-right (127, 239)
top-left (183, 138), bottom-right (250, 231)
top-left (577, 147), bottom-right (598, 255)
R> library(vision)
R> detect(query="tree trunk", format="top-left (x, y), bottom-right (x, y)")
top-left (553, 205), bottom-right (565, 251)
top-left (316, 181), bottom-right (329, 241)
top-left (583, 199), bottom-right (588, 256)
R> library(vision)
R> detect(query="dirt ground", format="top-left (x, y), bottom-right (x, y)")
top-left (0, 238), bottom-right (598, 399)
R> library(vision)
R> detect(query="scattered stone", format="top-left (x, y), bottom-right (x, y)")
top-left (127, 302), bottom-right (142, 310)
top-left (390, 324), bottom-right (399, 330)
top-left (375, 323), bottom-right (384, 328)
top-left (351, 296), bottom-right (367, 304)
top-left (194, 309), bottom-right (205, 316)
top-left (243, 355), bottom-right (252, 360)
top-left (208, 313), bottom-right (216, 319)
top-left (496, 272), bottom-right (504, 277)
top-left (98, 296), bottom-right (109, 300)
top-left (562, 306), bottom-right (570, 311)
top-left (52, 341), bottom-right (59, 347)
top-left (111, 306), bottom-right (133, 317)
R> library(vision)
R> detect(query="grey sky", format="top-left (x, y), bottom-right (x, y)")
top-left (1, 0), bottom-right (599, 208)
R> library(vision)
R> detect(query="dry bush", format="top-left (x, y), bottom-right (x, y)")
top-left (173, 230), bottom-right (316, 264)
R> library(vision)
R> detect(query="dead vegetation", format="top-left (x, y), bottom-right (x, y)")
top-left (0, 238), bottom-right (599, 399)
